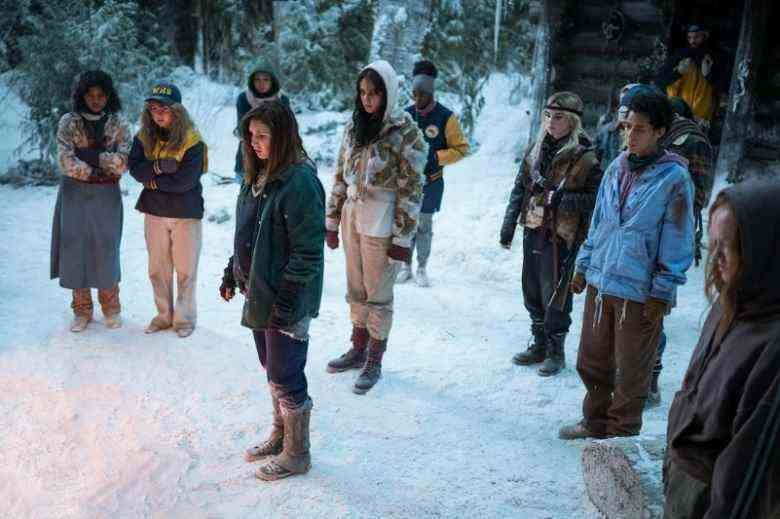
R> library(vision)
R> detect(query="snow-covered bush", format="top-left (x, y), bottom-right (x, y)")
top-left (421, 0), bottom-right (534, 137)
top-left (7, 0), bottom-right (173, 162)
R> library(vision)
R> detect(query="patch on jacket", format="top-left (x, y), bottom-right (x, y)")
top-left (425, 125), bottom-right (439, 139)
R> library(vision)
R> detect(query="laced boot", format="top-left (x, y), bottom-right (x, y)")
top-left (326, 326), bottom-right (369, 373)
top-left (255, 398), bottom-right (312, 481)
top-left (538, 332), bottom-right (566, 377)
top-left (353, 337), bottom-right (386, 395)
top-left (512, 321), bottom-right (546, 365)
top-left (245, 395), bottom-right (284, 462)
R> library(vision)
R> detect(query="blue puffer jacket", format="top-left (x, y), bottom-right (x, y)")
top-left (576, 150), bottom-right (695, 305)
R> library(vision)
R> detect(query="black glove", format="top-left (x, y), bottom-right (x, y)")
top-left (155, 158), bottom-right (179, 174)
top-left (75, 147), bottom-right (103, 169)
top-left (220, 257), bottom-right (236, 301)
top-left (268, 280), bottom-right (304, 329)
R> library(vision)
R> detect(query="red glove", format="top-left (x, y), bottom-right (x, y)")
top-left (387, 244), bottom-right (411, 263)
top-left (326, 230), bottom-right (339, 250)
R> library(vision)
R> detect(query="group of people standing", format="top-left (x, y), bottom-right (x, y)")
top-left (498, 49), bottom-right (779, 516)
top-left (49, 49), bottom-right (779, 516)
top-left (50, 58), bottom-right (468, 481)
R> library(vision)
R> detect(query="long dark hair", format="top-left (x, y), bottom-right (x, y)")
top-left (705, 192), bottom-right (743, 338)
top-left (72, 70), bottom-right (122, 114)
top-left (351, 68), bottom-right (386, 147)
top-left (240, 101), bottom-right (308, 185)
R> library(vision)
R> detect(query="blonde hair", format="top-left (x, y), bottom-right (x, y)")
top-left (138, 102), bottom-right (196, 155)
top-left (530, 91), bottom-right (590, 162)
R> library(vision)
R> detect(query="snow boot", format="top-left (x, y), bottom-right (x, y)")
top-left (558, 421), bottom-right (599, 440)
top-left (70, 315), bottom-right (91, 333)
top-left (415, 267), bottom-right (430, 287)
top-left (145, 316), bottom-right (172, 334)
top-left (326, 326), bottom-right (369, 373)
top-left (245, 395), bottom-right (284, 462)
top-left (70, 289), bottom-right (93, 332)
top-left (395, 263), bottom-right (412, 284)
top-left (255, 398), bottom-right (312, 481)
top-left (512, 322), bottom-right (546, 365)
top-left (353, 338), bottom-right (386, 394)
top-left (538, 332), bottom-right (566, 376)
top-left (645, 372), bottom-right (661, 409)
top-left (104, 313), bottom-right (122, 329)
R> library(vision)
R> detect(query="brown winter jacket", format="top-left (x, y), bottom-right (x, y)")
top-left (501, 135), bottom-right (601, 248)
top-left (665, 181), bottom-right (780, 519)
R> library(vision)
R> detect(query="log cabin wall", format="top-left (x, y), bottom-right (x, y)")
top-left (744, 0), bottom-right (780, 177)
top-left (546, 0), bottom-right (669, 132)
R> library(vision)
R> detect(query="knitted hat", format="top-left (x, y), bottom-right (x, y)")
top-left (412, 60), bottom-right (437, 95)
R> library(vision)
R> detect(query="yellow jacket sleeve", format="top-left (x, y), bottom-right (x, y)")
top-left (436, 115), bottom-right (469, 166)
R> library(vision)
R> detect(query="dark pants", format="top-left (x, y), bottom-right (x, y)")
top-left (522, 227), bottom-right (573, 338)
top-left (576, 286), bottom-right (663, 436)
top-left (653, 328), bottom-right (667, 378)
top-left (663, 461), bottom-right (710, 519)
top-left (253, 330), bottom-right (309, 410)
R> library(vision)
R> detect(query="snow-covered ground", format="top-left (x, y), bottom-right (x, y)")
top-left (0, 74), bottom-right (714, 518)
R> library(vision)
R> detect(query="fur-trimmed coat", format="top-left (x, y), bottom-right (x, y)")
top-left (501, 136), bottom-right (602, 248)
top-left (326, 111), bottom-right (427, 248)
top-left (56, 112), bottom-right (131, 181)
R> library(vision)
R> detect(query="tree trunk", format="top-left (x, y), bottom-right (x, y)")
top-left (582, 437), bottom-right (666, 519)
top-left (717, 0), bottom-right (770, 183)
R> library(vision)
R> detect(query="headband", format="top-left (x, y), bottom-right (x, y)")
top-left (545, 104), bottom-right (583, 117)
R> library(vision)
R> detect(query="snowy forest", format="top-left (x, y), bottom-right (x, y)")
top-left (0, 0), bottom-right (535, 177)
top-left (1, 0), bottom-right (779, 518)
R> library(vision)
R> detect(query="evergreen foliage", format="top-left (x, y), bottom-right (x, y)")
top-left (274, 0), bottom-right (375, 110)
top-left (6, 0), bottom-right (172, 161)
top-left (421, 0), bottom-right (534, 136)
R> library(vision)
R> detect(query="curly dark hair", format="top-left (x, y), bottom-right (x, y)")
top-left (627, 91), bottom-right (673, 131)
top-left (412, 59), bottom-right (437, 78)
top-left (72, 70), bottom-right (122, 114)
top-left (351, 67), bottom-right (387, 148)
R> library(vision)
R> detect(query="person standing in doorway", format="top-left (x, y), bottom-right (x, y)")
top-left (129, 82), bottom-right (208, 338)
top-left (51, 70), bottom-right (131, 332)
top-left (396, 59), bottom-right (469, 287)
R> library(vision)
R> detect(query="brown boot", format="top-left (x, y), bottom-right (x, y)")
top-left (70, 289), bottom-right (93, 332)
top-left (353, 337), bottom-right (387, 395)
top-left (245, 395), bottom-right (284, 462)
top-left (255, 398), bottom-right (312, 481)
top-left (98, 286), bottom-right (121, 328)
top-left (326, 326), bottom-right (369, 373)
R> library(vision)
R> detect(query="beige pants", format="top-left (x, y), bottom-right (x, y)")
top-left (341, 201), bottom-right (398, 340)
top-left (144, 214), bottom-right (202, 330)
top-left (72, 286), bottom-right (120, 317)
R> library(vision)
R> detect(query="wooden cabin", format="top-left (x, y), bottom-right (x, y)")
top-left (527, 0), bottom-right (780, 181)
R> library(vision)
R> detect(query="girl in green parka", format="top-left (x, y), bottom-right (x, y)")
top-left (220, 101), bottom-right (325, 481)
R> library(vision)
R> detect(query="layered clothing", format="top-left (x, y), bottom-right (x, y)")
top-left (664, 181), bottom-right (780, 519)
